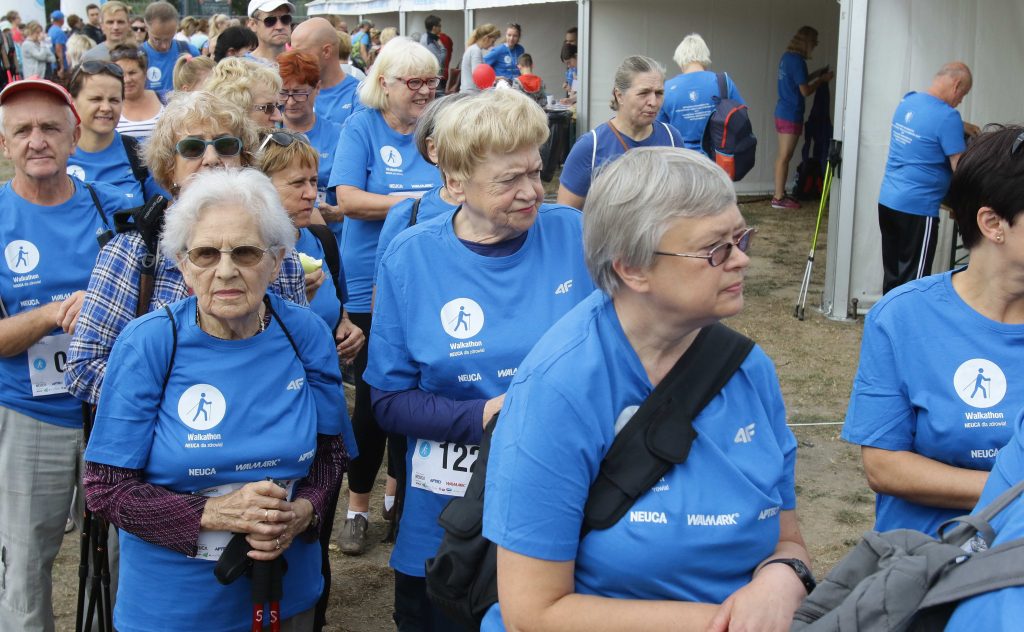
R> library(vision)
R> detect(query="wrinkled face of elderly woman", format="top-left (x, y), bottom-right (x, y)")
top-left (178, 204), bottom-right (283, 327)
top-left (448, 145), bottom-right (545, 240)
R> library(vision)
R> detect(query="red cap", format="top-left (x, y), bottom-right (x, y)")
top-left (0, 78), bottom-right (80, 125)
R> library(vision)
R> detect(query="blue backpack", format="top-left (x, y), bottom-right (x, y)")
top-left (701, 73), bottom-right (756, 181)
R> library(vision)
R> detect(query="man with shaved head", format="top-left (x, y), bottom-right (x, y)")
top-left (877, 61), bottom-right (978, 293)
top-left (291, 17), bottom-right (362, 127)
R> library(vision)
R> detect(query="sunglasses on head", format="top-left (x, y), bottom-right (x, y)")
top-left (257, 130), bottom-right (309, 152)
top-left (109, 48), bottom-right (143, 62)
top-left (184, 245), bottom-right (271, 268)
top-left (175, 136), bottom-right (244, 160)
top-left (261, 13), bottom-right (293, 28)
top-left (70, 60), bottom-right (123, 86)
top-left (1012, 131), bottom-right (1024, 156)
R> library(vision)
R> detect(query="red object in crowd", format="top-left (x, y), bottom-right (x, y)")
top-left (472, 63), bottom-right (495, 90)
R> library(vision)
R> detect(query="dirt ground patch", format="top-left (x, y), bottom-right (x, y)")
top-left (48, 194), bottom-right (872, 631)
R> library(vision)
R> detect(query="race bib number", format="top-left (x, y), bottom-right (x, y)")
top-left (410, 440), bottom-right (479, 497)
top-left (27, 333), bottom-right (71, 397)
top-left (192, 479), bottom-right (295, 562)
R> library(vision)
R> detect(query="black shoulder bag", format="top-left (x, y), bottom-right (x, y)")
top-left (424, 322), bottom-right (754, 629)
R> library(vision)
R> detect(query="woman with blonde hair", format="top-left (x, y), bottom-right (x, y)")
top-left (20, 21), bottom-right (54, 78)
top-left (460, 23), bottom-right (500, 93)
top-left (172, 54), bottom-right (214, 92)
top-left (203, 13), bottom-right (229, 57)
top-left (66, 33), bottom-right (96, 68)
top-left (204, 56), bottom-right (282, 128)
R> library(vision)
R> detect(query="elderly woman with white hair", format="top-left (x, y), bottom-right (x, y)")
top-left (483, 147), bottom-right (812, 632)
top-left (365, 88), bottom-right (595, 630)
top-left (83, 168), bottom-right (355, 632)
top-left (327, 36), bottom-right (443, 556)
top-left (658, 33), bottom-right (744, 155)
top-left (557, 54), bottom-right (684, 210)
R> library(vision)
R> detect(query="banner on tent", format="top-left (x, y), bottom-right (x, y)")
top-left (308, 0), bottom-right (402, 14)
top-left (466, 0), bottom-right (561, 8)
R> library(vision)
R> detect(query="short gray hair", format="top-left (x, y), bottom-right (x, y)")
top-left (673, 33), bottom-right (711, 69)
top-left (610, 55), bottom-right (665, 111)
top-left (359, 37), bottom-right (440, 111)
top-left (584, 147), bottom-right (736, 294)
top-left (414, 91), bottom-right (473, 164)
top-left (160, 168), bottom-right (296, 261)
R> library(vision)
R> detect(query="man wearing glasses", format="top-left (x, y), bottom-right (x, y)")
top-left (247, 0), bottom-right (294, 67)
top-left (877, 61), bottom-right (979, 294)
top-left (80, 1), bottom-right (132, 62)
top-left (141, 2), bottom-right (199, 99)
top-left (0, 78), bottom-right (132, 632)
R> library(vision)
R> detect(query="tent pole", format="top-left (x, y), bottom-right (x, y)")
top-left (577, 0), bottom-right (590, 135)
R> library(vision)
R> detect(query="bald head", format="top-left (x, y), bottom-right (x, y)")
top-left (291, 17), bottom-right (337, 54)
top-left (931, 61), bottom-right (972, 107)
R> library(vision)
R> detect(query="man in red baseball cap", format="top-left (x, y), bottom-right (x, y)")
top-left (0, 78), bottom-right (131, 630)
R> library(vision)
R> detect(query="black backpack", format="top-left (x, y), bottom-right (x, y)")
top-left (701, 73), bottom-right (756, 182)
top-left (119, 133), bottom-right (150, 199)
top-left (424, 323), bottom-right (754, 629)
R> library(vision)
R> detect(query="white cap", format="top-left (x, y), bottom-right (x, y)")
top-left (247, 0), bottom-right (295, 17)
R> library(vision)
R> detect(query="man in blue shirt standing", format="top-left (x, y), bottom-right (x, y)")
top-left (878, 62), bottom-right (977, 294)
top-left (485, 23), bottom-right (524, 80)
top-left (0, 78), bottom-right (132, 632)
top-left (141, 2), bottom-right (199, 100)
top-left (47, 11), bottom-right (67, 80)
top-left (291, 17), bottom-right (361, 127)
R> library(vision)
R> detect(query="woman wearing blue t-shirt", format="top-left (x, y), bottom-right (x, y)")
top-left (484, 147), bottom-right (811, 632)
top-left (772, 26), bottom-right (832, 210)
top-left (327, 37), bottom-right (442, 556)
top-left (66, 60), bottom-right (168, 203)
top-left (658, 33), bottom-right (743, 155)
top-left (83, 168), bottom-right (354, 632)
top-left (364, 89), bottom-right (595, 630)
top-left (557, 54), bottom-right (684, 210)
top-left (843, 126), bottom-right (1024, 536)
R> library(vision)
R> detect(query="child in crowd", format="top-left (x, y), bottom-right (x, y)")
top-left (512, 53), bottom-right (546, 106)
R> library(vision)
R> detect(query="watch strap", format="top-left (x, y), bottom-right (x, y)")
top-left (760, 558), bottom-right (817, 594)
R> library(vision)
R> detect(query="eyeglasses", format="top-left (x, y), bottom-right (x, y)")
top-left (253, 103), bottom-right (277, 115)
top-left (257, 130), bottom-right (309, 152)
top-left (654, 227), bottom-right (757, 267)
top-left (261, 14), bottom-right (293, 28)
top-left (394, 76), bottom-right (441, 91)
top-left (278, 89), bottom-right (312, 103)
top-left (69, 60), bottom-right (124, 87)
top-left (1012, 132), bottom-right (1024, 156)
top-left (132, 26), bottom-right (147, 33)
top-left (174, 136), bottom-right (244, 159)
top-left (185, 245), bottom-right (272, 268)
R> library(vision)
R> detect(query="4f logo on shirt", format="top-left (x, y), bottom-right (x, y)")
top-left (734, 423), bottom-right (756, 443)
top-left (440, 298), bottom-right (484, 339)
top-left (177, 384), bottom-right (227, 431)
top-left (286, 377), bottom-right (305, 391)
top-left (555, 279), bottom-right (573, 294)
top-left (379, 145), bottom-right (403, 168)
top-left (5, 240), bottom-right (39, 273)
top-left (953, 359), bottom-right (1007, 408)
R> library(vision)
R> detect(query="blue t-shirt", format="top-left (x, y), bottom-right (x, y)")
top-left (364, 204), bottom-right (594, 577)
top-left (302, 115), bottom-right (343, 207)
top-left (481, 290), bottom-right (797, 630)
top-left (484, 43), bottom-right (524, 79)
top-left (143, 41), bottom-right (200, 99)
top-left (878, 92), bottom-right (966, 217)
top-left (560, 121), bottom-right (683, 199)
top-left (775, 51), bottom-right (808, 123)
top-left (48, 25), bottom-right (67, 68)
top-left (327, 108), bottom-right (442, 313)
top-left (295, 227), bottom-right (342, 329)
top-left (314, 74), bottom-right (362, 127)
top-left (67, 132), bottom-right (169, 202)
top-left (842, 271), bottom-right (1024, 535)
top-left (658, 71), bottom-right (743, 152)
top-left (373, 185), bottom-right (456, 283)
top-left (85, 294), bottom-right (351, 632)
top-left (944, 408), bottom-right (1024, 631)
top-left (0, 179), bottom-right (130, 426)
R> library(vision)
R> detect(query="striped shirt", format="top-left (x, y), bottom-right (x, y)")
top-left (117, 106), bottom-right (164, 141)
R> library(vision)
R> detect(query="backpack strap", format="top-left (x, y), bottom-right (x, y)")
top-left (660, 122), bottom-right (676, 148)
top-left (82, 181), bottom-right (114, 248)
top-left (265, 295), bottom-right (302, 360)
top-left (590, 129), bottom-right (598, 176)
top-left (582, 323), bottom-right (754, 535)
top-left (306, 224), bottom-right (345, 326)
top-left (605, 120), bottom-right (632, 154)
top-left (176, 40), bottom-right (188, 56)
top-left (716, 72), bottom-right (728, 100)
top-left (161, 305), bottom-right (178, 395)
top-left (939, 480), bottom-right (1024, 547)
top-left (917, 538), bottom-right (1024, 611)
top-left (408, 196), bottom-right (423, 228)
top-left (119, 133), bottom-right (149, 195)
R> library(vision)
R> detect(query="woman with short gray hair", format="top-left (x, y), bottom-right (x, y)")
top-left (557, 54), bottom-right (684, 210)
top-left (485, 146), bottom-right (812, 631)
top-left (83, 167), bottom-right (355, 632)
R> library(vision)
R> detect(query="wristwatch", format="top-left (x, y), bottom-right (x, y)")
top-left (760, 558), bottom-right (817, 594)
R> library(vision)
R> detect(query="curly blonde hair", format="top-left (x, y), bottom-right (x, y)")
top-left (204, 57), bottom-right (282, 113)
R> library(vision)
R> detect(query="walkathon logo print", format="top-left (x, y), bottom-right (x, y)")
top-left (178, 384), bottom-right (227, 430)
top-left (5, 240), bottom-right (39, 273)
top-left (147, 66), bottom-right (161, 83)
top-left (379, 145), bottom-right (403, 168)
top-left (904, 111), bottom-right (914, 124)
top-left (440, 298), bottom-right (484, 339)
top-left (953, 359), bottom-right (1006, 408)
top-left (67, 165), bottom-right (86, 181)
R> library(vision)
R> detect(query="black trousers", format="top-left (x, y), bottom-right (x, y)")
top-left (346, 311), bottom-right (392, 493)
top-left (878, 203), bottom-right (940, 295)
top-left (393, 571), bottom-right (469, 632)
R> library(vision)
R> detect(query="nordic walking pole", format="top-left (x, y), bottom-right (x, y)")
top-left (794, 160), bottom-right (834, 320)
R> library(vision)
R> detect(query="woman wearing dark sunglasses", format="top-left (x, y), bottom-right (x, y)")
top-left (111, 43), bottom-right (163, 141)
top-left (83, 167), bottom-right (355, 632)
top-left (206, 56), bottom-right (283, 129)
top-left (66, 61), bottom-right (169, 204)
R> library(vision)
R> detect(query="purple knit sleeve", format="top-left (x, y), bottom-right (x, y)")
top-left (83, 462), bottom-right (208, 557)
top-left (292, 434), bottom-right (347, 539)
